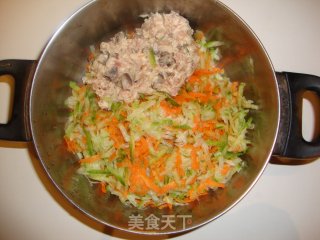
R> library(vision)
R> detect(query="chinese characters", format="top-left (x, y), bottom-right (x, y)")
top-left (128, 214), bottom-right (192, 230)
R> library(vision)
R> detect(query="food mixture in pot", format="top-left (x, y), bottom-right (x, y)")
top-left (64, 12), bottom-right (257, 209)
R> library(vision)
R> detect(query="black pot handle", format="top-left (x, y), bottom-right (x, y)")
top-left (0, 60), bottom-right (36, 142)
top-left (274, 71), bottom-right (320, 159)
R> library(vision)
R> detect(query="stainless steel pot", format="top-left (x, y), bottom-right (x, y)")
top-left (1, 0), bottom-right (320, 235)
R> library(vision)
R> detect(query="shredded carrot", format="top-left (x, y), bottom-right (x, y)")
top-left (148, 135), bottom-right (160, 151)
top-left (151, 153), bottom-right (169, 182)
top-left (160, 100), bottom-right (182, 115)
top-left (193, 67), bottom-right (223, 76)
top-left (192, 114), bottom-right (200, 131)
top-left (79, 154), bottom-right (101, 164)
top-left (193, 116), bottom-right (216, 137)
top-left (209, 146), bottom-right (218, 154)
top-left (189, 175), bottom-right (198, 185)
top-left (107, 127), bottom-right (124, 148)
top-left (120, 111), bottom-right (127, 118)
top-left (204, 83), bottom-right (214, 95)
top-left (135, 137), bottom-right (150, 163)
top-left (186, 189), bottom-right (197, 202)
top-left (117, 158), bottom-right (131, 168)
top-left (129, 165), bottom-right (163, 195)
top-left (129, 168), bottom-right (149, 195)
top-left (188, 75), bottom-right (201, 83)
top-left (161, 181), bottom-right (178, 194)
top-left (213, 99), bottom-right (223, 111)
top-left (199, 120), bottom-right (216, 133)
top-left (174, 91), bottom-right (218, 104)
top-left (64, 137), bottom-right (79, 153)
top-left (188, 92), bottom-right (209, 100)
top-left (184, 144), bottom-right (200, 170)
top-left (96, 111), bottom-right (111, 121)
top-left (221, 164), bottom-right (231, 175)
top-left (190, 147), bottom-right (200, 170)
top-left (175, 148), bottom-right (184, 177)
top-left (140, 174), bottom-right (161, 194)
top-left (109, 151), bottom-right (117, 162)
top-left (100, 182), bottom-right (107, 193)
top-left (106, 117), bottom-right (125, 149)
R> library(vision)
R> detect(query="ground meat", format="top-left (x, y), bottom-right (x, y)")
top-left (83, 11), bottom-right (199, 109)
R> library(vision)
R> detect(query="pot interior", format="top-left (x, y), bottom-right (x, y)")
top-left (30, 0), bottom-right (279, 234)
